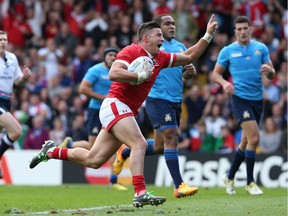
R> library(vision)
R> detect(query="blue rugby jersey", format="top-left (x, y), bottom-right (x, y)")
top-left (217, 40), bottom-right (271, 100)
top-left (148, 39), bottom-right (186, 103)
top-left (83, 63), bottom-right (112, 109)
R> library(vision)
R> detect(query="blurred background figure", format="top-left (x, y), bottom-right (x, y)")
top-left (259, 117), bottom-right (282, 154)
top-left (23, 115), bottom-right (49, 150)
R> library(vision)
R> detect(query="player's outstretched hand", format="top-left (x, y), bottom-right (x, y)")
top-left (206, 14), bottom-right (218, 36)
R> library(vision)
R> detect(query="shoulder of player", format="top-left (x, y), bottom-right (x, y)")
top-left (172, 39), bottom-right (185, 47)
top-left (4, 51), bottom-right (17, 60)
top-left (87, 62), bottom-right (106, 74)
top-left (251, 40), bottom-right (268, 48)
top-left (116, 43), bottom-right (147, 65)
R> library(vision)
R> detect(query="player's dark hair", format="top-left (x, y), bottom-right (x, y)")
top-left (0, 30), bottom-right (7, 35)
top-left (103, 47), bottom-right (118, 58)
top-left (233, 16), bottom-right (251, 29)
top-left (137, 21), bottom-right (161, 41)
top-left (153, 14), bottom-right (169, 25)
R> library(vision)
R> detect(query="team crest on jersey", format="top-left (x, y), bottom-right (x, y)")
top-left (165, 114), bottom-right (172, 122)
top-left (245, 56), bottom-right (251, 60)
top-left (243, 111), bottom-right (250, 119)
top-left (152, 59), bottom-right (159, 67)
top-left (254, 49), bottom-right (260, 56)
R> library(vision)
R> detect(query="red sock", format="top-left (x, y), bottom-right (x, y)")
top-left (132, 175), bottom-right (146, 196)
top-left (47, 148), bottom-right (68, 160)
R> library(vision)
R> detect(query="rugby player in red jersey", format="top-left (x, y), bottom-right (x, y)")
top-left (30, 14), bottom-right (218, 208)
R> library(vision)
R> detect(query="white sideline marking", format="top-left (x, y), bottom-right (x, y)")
top-left (29, 204), bottom-right (132, 215)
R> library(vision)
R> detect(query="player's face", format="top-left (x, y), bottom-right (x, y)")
top-left (234, 22), bottom-right (252, 45)
top-left (104, 52), bottom-right (117, 68)
top-left (160, 16), bottom-right (176, 41)
top-left (147, 28), bottom-right (164, 55)
top-left (0, 34), bottom-right (8, 54)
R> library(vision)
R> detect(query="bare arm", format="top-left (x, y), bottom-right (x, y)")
top-left (260, 61), bottom-right (275, 80)
top-left (174, 14), bottom-right (218, 66)
top-left (79, 80), bottom-right (106, 100)
top-left (212, 63), bottom-right (227, 87)
top-left (212, 63), bottom-right (234, 96)
top-left (109, 61), bottom-right (153, 84)
top-left (108, 61), bottom-right (139, 83)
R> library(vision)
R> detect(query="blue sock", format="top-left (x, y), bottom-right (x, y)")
top-left (228, 148), bottom-right (245, 179)
top-left (145, 139), bottom-right (155, 155)
top-left (122, 139), bottom-right (155, 160)
top-left (245, 149), bottom-right (256, 185)
top-left (164, 149), bottom-right (183, 188)
top-left (67, 141), bottom-right (73, 149)
top-left (122, 148), bottom-right (131, 160)
top-left (110, 174), bottom-right (118, 184)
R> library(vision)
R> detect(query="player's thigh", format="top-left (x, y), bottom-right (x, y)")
top-left (88, 129), bottom-right (122, 165)
top-left (0, 112), bottom-right (22, 135)
top-left (110, 116), bottom-right (146, 149)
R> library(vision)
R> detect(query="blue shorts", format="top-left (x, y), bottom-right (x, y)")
top-left (87, 108), bottom-right (101, 136)
top-left (146, 97), bottom-right (181, 132)
top-left (0, 98), bottom-right (10, 115)
top-left (231, 95), bottom-right (263, 125)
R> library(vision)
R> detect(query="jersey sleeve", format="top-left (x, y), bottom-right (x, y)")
top-left (217, 46), bottom-right (229, 69)
top-left (164, 51), bottom-right (177, 68)
top-left (115, 45), bottom-right (139, 68)
top-left (261, 43), bottom-right (271, 64)
top-left (83, 66), bottom-right (98, 83)
top-left (13, 54), bottom-right (23, 80)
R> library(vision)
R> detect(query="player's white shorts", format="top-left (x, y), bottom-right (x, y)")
top-left (100, 98), bottom-right (134, 131)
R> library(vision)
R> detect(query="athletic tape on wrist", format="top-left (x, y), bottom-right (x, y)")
top-left (202, 32), bottom-right (213, 43)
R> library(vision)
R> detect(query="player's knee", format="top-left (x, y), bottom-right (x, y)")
top-left (248, 133), bottom-right (260, 147)
top-left (251, 135), bottom-right (260, 145)
top-left (153, 145), bottom-right (164, 153)
top-left (87, 160), bottom-right (102, 169)
top-left (8, 127), bottom-right (22, 140)
top-left (139, 141), bottom-right (148, 151)
top-left (162, 129), bottom-right (178, 148)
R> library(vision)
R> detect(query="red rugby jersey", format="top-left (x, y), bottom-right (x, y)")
top-left (108, 43), bottom-right (176, 116)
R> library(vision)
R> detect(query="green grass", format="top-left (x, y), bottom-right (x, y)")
top-left (0, 185), bottom-right (287, 216)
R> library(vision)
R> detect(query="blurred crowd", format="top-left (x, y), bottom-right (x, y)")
top-left (0, 0), bottom-right (287, 154)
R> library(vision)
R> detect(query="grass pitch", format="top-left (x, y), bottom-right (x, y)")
top-left (0, 184), bottom-right (287, 216)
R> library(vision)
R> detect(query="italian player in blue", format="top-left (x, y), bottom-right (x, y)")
top-left (59, 47), bottom-right (128, 191)
top-left (212, 16), bottom-right (275, 195)
top-left (113, 14), bottom-right (198, 198)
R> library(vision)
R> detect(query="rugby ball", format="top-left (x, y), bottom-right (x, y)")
top-left (128, 56), bottom-right (154, 85)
